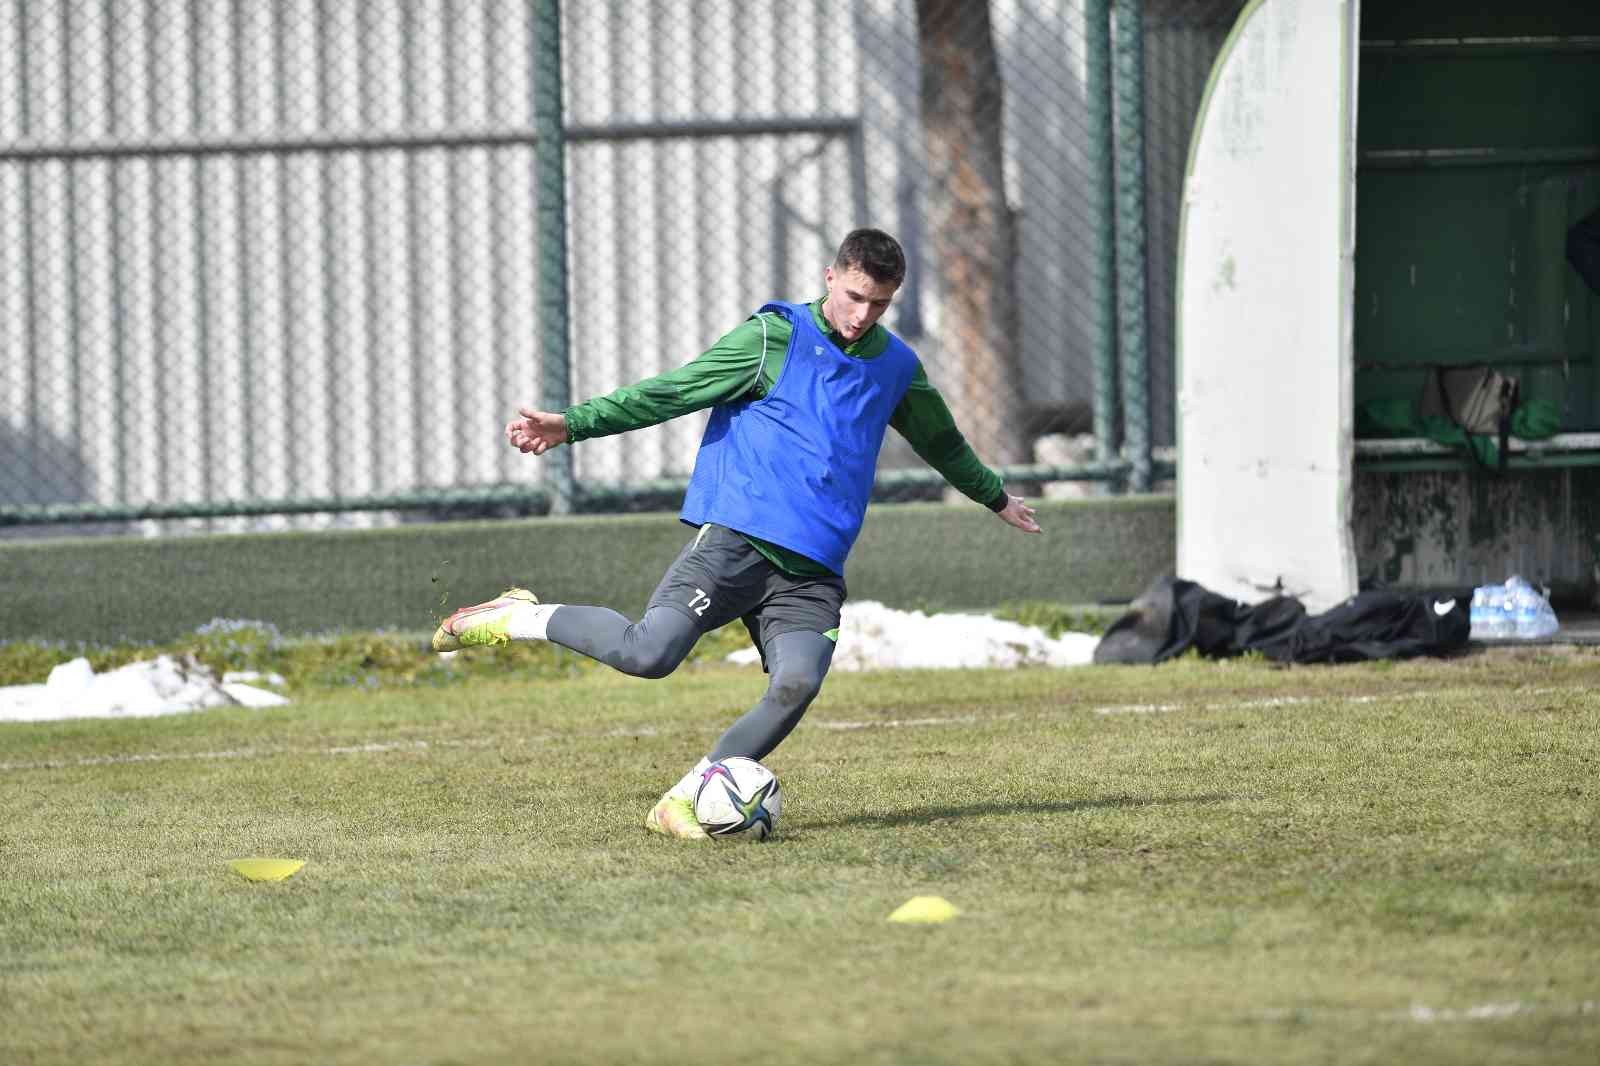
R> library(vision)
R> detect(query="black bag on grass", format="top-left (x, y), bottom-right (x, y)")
top-left (1094, 575), bottom-right (1470, 665)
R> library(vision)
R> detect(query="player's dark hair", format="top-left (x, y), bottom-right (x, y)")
top-left (833, 228), bottom-right (906, 286)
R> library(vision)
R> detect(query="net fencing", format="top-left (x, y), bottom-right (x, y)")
top-left (0, 0), bottom-right (1241, 537)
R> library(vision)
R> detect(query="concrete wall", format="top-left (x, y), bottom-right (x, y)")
top-left (1352, 467), bottom-right (1600, 604)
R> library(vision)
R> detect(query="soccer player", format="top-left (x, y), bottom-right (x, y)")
top-left (433, 228), bottom-right (1042, 838)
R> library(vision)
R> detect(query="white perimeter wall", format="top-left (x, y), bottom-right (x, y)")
top-left (1177, 0), bottom-right (1358, 611)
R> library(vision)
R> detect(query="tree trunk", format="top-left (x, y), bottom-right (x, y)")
top-left (914, 0), bottom-right (1028, 467)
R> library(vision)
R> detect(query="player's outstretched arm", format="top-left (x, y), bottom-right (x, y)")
top-left (996, 493), bottom-right (1042, 534)
top-left (506, 408), bottom-right (569, 455)
top-left (510, 318), bottom-right (777, 454)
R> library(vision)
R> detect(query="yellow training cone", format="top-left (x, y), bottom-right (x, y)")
top-left (888, 895), bottom-right (960, 924)
top-left (229, 858), bottom-right (305, 882)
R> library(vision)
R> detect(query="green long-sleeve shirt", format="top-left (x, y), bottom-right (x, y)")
top-left (564, 297), bottom-right (1006, 575)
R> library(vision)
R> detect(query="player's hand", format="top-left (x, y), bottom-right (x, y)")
top-left (997, 494), bottom-right (1041, 534)
top-left (506, 408), bottom-right (569, 455)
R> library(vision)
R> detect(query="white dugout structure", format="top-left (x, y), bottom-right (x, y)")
top-left (1177, 0), bottom-right (1359, 611)
top-left (1180, 0), bottom-right (1600, 609)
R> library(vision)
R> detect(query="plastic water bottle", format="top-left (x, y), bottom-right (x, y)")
top-left (1511, 581), bottom-right (1539, 638)
top-left (1478, 582), bottom-right (1509, 639)
top-left (1533, 598), bottom-right (1561, 639)
top-left (1507, 576), bottom-right (1560, 639)
top-left (1469, 586), bottom-right (1488, 639)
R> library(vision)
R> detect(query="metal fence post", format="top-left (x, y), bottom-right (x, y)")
top-left (533, 0), bottom-right (574, 513)
top-left (1087, 0), bottom-right (1119, 477)
top-left (1113, 0), bottom-right (1152, 494)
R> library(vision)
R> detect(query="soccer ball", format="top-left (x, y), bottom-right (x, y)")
top-left (693, 757), bottom-right (782, 841)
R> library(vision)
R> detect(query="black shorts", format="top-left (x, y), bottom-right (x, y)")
top-left (648, 523), bottom-right (846, 661)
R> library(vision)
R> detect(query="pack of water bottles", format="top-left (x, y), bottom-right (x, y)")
top-left (1468, 575), bottom-right (1560, 640)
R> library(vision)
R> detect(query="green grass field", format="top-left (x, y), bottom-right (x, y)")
top-left (3, 640), bottom-right (1597, 1065)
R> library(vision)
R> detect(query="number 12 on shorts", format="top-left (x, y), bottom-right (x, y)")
top-left (688, 587), bottom-right (711, 616)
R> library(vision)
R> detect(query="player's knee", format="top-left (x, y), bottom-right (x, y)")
top-left (615, 647), bottom-right (680, 679)
top-left (608, 619), bottom-right (697, 678)
top-left (616, 637), bottom-right (692, 679)
top-left (768, 667), bottom-right (824, 711)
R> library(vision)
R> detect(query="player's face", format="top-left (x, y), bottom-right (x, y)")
top-left (822, 265), bottom-right (898, 343)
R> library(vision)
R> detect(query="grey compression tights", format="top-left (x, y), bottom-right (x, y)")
top-left (546, 604), bottom-right (700, 680)
top-left (546, 606), bottom-right (835, 761)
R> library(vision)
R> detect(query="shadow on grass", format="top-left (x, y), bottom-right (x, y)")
top-left (798, 792), bottom-right (1235, 832)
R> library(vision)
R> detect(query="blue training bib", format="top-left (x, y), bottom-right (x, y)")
top-left (680, 301), bottom-right (918, 574)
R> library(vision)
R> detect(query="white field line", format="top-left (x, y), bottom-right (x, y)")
top-left (0, 723), bottom-right (706, 774)
top-left (1096, 695), bottom-right (1380, 715)
top-left (1390, 999), bottom-right (1597, 1023)
top-left (4, 686), bottom-right (1587, 774)
top-left (1092, 685), bottom-right (1579, 716)
top-left (1255, 999), bottom-right (1598, 1025)
top-left (813, 713), bottom-right (996, 731)
top-left (0, 736), bottom-right (498, 774)
top-left (0, 715), bottom-right (983, 772)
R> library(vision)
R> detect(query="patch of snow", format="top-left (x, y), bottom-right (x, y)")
top-left (727, 600), bottom-right (1099, 671)
top-left (4, 602), bottom-right (1095, 722)
top-left (0, 656), bottom-right (289, 723)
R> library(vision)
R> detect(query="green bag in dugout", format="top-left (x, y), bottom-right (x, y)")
top-left (1355, 363), bottom-right (1563, 470)
top-left (1419, 366), bottom-right (1520, 437)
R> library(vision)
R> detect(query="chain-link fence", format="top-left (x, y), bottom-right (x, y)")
top-left (1, 0), bottom-right (1241, 538)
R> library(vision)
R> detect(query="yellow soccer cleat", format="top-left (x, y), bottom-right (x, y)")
top-left (431, 587), bottom-right (540, 652)
top-left (644, 793), bottom-right (708, 840)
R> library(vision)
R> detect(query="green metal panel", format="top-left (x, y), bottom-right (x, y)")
top-left (1360, 1), bottom-right (1600, 41)
top-left (1354, 3), bottom-right (1600, 437)
top-left (1360, 51), bottom-right (1600, 153)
